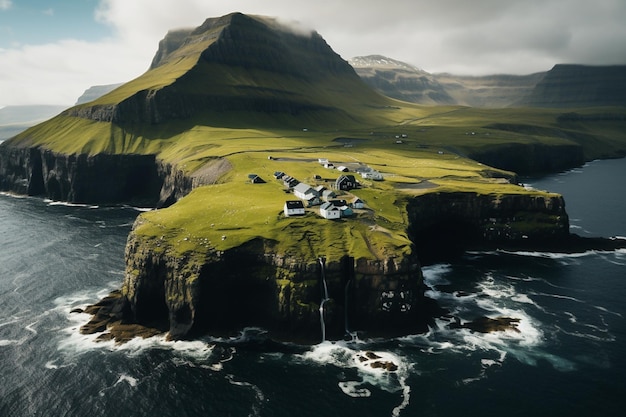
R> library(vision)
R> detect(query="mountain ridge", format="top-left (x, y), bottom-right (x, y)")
top-left (349, 56), bottom-right (626, 108)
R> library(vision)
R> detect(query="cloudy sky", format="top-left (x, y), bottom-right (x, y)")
top-left (1, 0), bottom-right (625, 107)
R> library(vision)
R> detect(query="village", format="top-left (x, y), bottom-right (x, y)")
top-left (253, 158), bottom-right (384, 220)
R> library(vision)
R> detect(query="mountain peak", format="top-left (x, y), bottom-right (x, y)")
top-left (67, 12), bottom-right (386, 127)
top-left (349, 55), bottom-right (425, 73)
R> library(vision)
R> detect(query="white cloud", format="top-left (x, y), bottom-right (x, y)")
top-left (0, 0), bottom-right (12, 11)
top-left (1, 0), bottom-right (625, 106)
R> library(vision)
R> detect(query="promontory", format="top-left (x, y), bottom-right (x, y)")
top-left (1, 12), bottom-right (625, 342)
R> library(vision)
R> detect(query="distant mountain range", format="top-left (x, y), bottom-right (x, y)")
top-left (350, 55), bottom-right (626, 108)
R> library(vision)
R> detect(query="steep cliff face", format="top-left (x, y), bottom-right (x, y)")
top-left (466, 141), bottom-right (585, 175)
top-left (0, 145), bottom-right (226, 206)
top-left (406, 191), bottom-right (569, 262)
top-left (0, 146), bottom-right (162, 204)
top-left (121, 231), bottom-right (423, 341)
top-left (520, 64), bottom-right (626, 107)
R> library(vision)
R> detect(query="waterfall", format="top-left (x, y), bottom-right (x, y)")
top-left (318, 257), bottom-right (330, 342)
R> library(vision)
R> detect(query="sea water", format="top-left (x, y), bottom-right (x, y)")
top-left (1, 158), bottom-right (625, 416)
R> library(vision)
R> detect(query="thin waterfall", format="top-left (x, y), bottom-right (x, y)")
top-left (318, 257), bottom-right (330, 342)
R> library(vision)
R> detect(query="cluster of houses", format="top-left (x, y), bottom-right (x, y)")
top-left (274, 170), bottom-right (365, 220)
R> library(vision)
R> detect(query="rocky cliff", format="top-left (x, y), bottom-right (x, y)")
top-left (118, 231), bottom-right (424, 341)
top-left (519, 64), bottom-right (626, 107)
top-left (77, 188), bottom-right (571, 342)
top-left (406, 191), bottom-right (569, 262)
top-left (0, 145), bottom-right (226, 206)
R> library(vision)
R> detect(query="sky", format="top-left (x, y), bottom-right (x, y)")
top-left (1, 0), bottom-right (625, 107)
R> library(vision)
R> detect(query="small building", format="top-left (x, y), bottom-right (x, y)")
top-left (250, 175), bottom-right (265, 184)
top-left (284, 200), bottom-right (305, 217)
top-left (293, 183), bottom-right (319, 200)
top-left (340, 206), bottom-right (353, 217)
top-left (324, 163), bottom-right (335, 169)
top-left (319, 202), bottom-right (341, 219)
top-left (336, 165), bottom-right (349, 172)
top-left (322, 189), bottom-right (337, 201)
top-left (361, 170), bottom-right (383, 181)
top-left (335, 174), bottom-right (357, 191)
top-left (351, 197), bottom-right (365, 209)
top-left (283, 176), bottom-right (299, 188)
top-left (274, 171), bottom-right (285, 179)
top-left (318, 158), bottom-right (329, 165)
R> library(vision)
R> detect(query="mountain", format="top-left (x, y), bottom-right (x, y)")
top-left (348, 55), bottom-right (455, 105)
top-left (75, 84), bottom-right (123, 105)
top-left (519, 64), bottom-right (626, 107)
top-left (64, 12), bottom-right (389, 129)
top-left (349, 55), bottom-right (545, 108)
top-left (350, 56), bottom-right (626, 109)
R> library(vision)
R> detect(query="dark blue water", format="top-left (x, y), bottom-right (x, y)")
top-left (1, 159), bottom-right (625, 417)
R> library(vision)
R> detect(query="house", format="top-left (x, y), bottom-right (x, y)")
top-left (283, 176), bottom-right (299, 188)
top-left (340, 206), bottom-right (353, 217)
top-left (336, 165), bottom-right (349, 172)
top-left (324, 163), bottom-right (335, 169)
top-left (351, 197), bottom-right (365, 209)
top-left (335, 174), bottom-right (357, 191)
top-left (293, 183), bottom-right (319, 200)
top-left (361, 170), bottom-right (383, 181)
top-left (284, 200), bottom-right (305, 217)
top-left (314, 185), bottom-right (326, 194)
top-left (322, 189), bottom-right (337, 201)
top-left (250, 175), bottom-right (265, 184)
top-left (318, 158), bottom-right (329, 165)
top-left (319, 202), bottom-right (341, 219)
top-left (274, 171), bottom-right (285, 179)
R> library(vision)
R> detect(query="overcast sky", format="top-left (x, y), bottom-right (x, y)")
top-left (1, 0), bottom-right (625, 107)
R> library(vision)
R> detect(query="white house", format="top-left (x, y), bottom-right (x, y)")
top-left (293, 183), bottom-right (319, 200)
top-left (361, 170), bottom-right (383, 181)
top-left (322, 189), bottom-right (337, 201)
top-left (351, 197), bottom-right (365, 209)
top-left (284, 200), bottom-right (305, 217)
top-left (319, 202), bottom-right (341, 219)
top-left (336, 165), bottom-right (349, 172)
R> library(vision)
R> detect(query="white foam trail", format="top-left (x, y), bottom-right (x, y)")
top-left (299, 342), bottom-right (412, 416)
top-left (45, 199), bottom-right (99, 209)
top-left (114, 374), bottom-right (138, 388)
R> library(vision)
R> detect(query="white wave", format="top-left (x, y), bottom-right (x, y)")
top-left (298, 342), bottom-right (412, 415)
top-left (338, 380), bottom-right (371, 398)
top-left (226, 374), bottom-right (265, 417)
top-left (114, 374), bottom-right (138, 388)
top-left (0, 191), bottom-right (27, 199)
top-left (421, 263), bottom-right (452, 287)
top-left (45, 199), bottom-right (99, 209)
top-left (0, 339), bottom-right (21, 346)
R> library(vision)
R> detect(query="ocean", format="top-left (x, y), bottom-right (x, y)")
top-left (1, 158), bottom-right (625, 416)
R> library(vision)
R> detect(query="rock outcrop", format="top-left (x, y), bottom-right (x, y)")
top-left (406, 191), bottom-right (569, 263)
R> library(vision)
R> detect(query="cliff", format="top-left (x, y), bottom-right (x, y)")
top-left (117, 233), bottom-right (424, 341)
top-left (520, 64), bottom-right (626, 107)
top-left (77, 187), bottom-right (577, 342)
